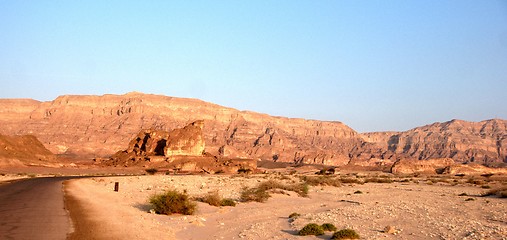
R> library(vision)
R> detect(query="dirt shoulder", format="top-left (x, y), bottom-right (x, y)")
top-left (64, 174), bottom-right (507, 240)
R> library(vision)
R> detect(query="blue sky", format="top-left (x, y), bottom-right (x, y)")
top-left (1, 1), bottom-right (506, 132)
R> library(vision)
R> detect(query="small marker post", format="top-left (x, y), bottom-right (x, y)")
top-left (114, 182), bottom-right (119, 192)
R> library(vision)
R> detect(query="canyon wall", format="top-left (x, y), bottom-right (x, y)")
top-left (0, 92), bottom-right (505, 166)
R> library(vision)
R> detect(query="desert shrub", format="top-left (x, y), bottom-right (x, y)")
top-left (240, 186), bottom-right (271, 202)
top-left (481, 185), bottom-right (491, 189)
top-left (145, 168), bottom-right (158, 175)
top-left (288, 212), bottom-right (301, 219)
top-left (331, 229), bottom-right (360, 239)
top-left (458, 193), bottom-right (468, 196)
top-left (301, 176), bottom-right (341, 187)
top-left (196, 191), bottom-right (222, 206)
top-left (364, 177), bottom-right (393, 183)
top-left (240, 180), bottom-right (309, 202)
top-left (465, 198), bottom-right (475, 201)
top-left (237, 168), bottom-right (252, 174)
top-left (466, 178), bottom-right (483, 185)
top-left (149, 190), bottom-right (196, 215)
top-left (298, 223), bottom-right (324, 236)
top-left (220, 198), bottom-right (237, 206)
top-left (195, 191), bottom-right (237, 207)
top-left (481, 187), bottom-right (507, 198)
top-left (321, 223), bottom-right (338, 231)
top-left (340, 177), bottom-right (363, 184)
top-left (354, 190), bottom-right (363, 194)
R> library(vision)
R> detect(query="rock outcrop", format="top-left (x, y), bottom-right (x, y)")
top-left (107, 121), bottom-right (256, 173)
top-left (0, 93), bottom-right (505, 167)
top-left (0, 134), bottom-right (56, 167)
top-left (111, 120), bottom-right (205, 162)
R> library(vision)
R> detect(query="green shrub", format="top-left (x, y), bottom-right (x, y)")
top-left (331, 229), bottom-right (360, 239)
top-left (321, 223), bottom-right (337, 231)
top-left (288, 212), bottom-right (301, 219)
top-left (145, 168), bottom-right (158, 175)
top-left (298, 223), bottom-right (324, 236)
top-left (149, 190), bottom-right (196, 215)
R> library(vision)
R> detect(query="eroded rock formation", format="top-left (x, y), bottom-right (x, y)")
top-left (107, 121), bottom-right (256, 173)
top-left (111, 120), bottom-right (205, 162)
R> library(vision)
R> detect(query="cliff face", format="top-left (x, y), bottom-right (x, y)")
top-left (360, 119), bottom-right (507, 165)
top-left (0, 92), bottom-right (505, 166)
top-left (0, 92), bottom-right (360, 165)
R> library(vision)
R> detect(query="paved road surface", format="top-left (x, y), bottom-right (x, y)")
top-left (0, 177), bottom-right (74, 240)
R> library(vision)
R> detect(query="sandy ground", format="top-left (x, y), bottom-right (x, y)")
top-left (65, 174), bottom-right (507, 240)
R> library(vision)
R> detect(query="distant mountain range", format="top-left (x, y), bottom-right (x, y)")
top-left (0, 92), bottom-right (505, 166)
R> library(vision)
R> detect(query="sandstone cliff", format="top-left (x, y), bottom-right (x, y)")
top-left (0, 93), bottom-right (505, 166)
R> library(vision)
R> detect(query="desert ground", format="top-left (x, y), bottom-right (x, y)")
top-left (60, 171), bottom-right (507, 240)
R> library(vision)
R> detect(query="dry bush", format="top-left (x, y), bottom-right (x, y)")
top-left (195, 191), bottom-right (237, 207)
top-left (299, 223), bottom-right (324, 236)
top-left (145, 168), bottom-right (158, 175)
top-left (288, 212), bottom-right (301, 219)
top-left (331, 229), bottom-right (360, 239)
top-left (340, 177), bottom-right (363, 184)
top-left (240, 180), bottom-right (308, 202)
top-left (301, 176), bottom-right (341, 187)
top-left (195, 191), bottom-right (222, 206)
top-left (240, 186), bottom-right (271, 202)
top-left (220, 198), bottom-right (237, 206)
top-left (364, 177), bottom-right (393, 183)
top-left (321, 223), bottom-right (338, 231)
top-left (149, 190), bottom-right (196, 215)
top-left (481, 187), bottom-right (507, 198)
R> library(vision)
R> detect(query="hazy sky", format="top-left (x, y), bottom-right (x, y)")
top-left (1, 1), bottom-right (506, 132)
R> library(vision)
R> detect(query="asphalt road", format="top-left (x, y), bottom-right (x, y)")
top-left (0, 177), bottom-right (74, 240)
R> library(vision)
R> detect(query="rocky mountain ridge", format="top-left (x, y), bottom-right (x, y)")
top-left (0, 92), bottom-right (505, 166)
